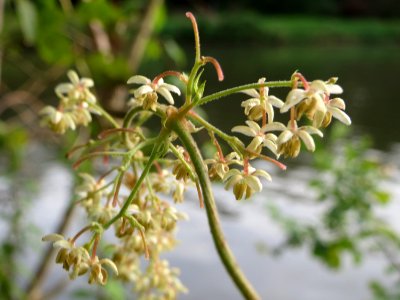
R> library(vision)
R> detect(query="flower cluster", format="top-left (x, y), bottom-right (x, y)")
top-left (40, 71), bottom-right (100, 134)
top-left (40, 12), bottom-right (352, 300)
top-left (42, 234), bottom-right (118, 285)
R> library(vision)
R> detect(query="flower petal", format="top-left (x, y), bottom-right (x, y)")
top-left (157, 87), bottom-right (175, 104)
top-left (245, 120), bottom-right (261, 131)
top-left (241, 89), bottom-right (259, 98)
top-left (297, 130), bottom-right (316, 151)
top-left (161, 83), bottom-right (181, 95)
top-left (232, 125), bottom-right (257, 137)
top-left (267, 95), bottom-right (284, 108)
top-left (329, 98), bottom-right (346, 110)
top-left (245, 175), bottom-right (262, 193)
top-left (281, 89), bottom-right (307, 113)
top-left (100, 258), bottom-right (119, 275)
top-left (134, 85), bottom-right (153, 98)
top-left (277, 130), bottom-right (294, 145)
top-left (329, 107), bottom-right (352, 125)
top-left (42, 233), bottom-right (65, 242)
top-left (127, 75), bottom-right (151, 85)
top-left (327, 84), bottom-right (343, 94)
top-left (262, 122), bottom-right (287, 132)
top-left (67, 70), bottom-right (80, 85)
top-left (252, 169), bottom-right (272, 181)
top-left (300, 126), bottom-right (324, 137)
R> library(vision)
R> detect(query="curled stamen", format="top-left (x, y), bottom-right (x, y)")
top-left (293, 73), bottom-right (310, 90)
top-left (186, 12), bottom-right (201, 62)
top-left (153, 70), bottom-right (184, 85)
top-left (202, 56), bottom-right (224, 81)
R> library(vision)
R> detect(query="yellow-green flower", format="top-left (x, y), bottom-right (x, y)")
top-left (127, 75), bottom-right (180, 111)
top-left (223, 166), bottom-right (271, 200)
top-left (241, 78), bottom-right (284, 122)
top-left (266, 120), bottom-right (323, 158)
top-left (55, 70), bottom-right (96, 104)
top-left (232, 120), bottom-right (278, 156)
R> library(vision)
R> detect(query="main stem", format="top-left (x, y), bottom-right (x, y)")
top-left (172, 120), bottom-right (260, 300)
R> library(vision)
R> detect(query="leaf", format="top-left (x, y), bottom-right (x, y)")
top-left (16, 0), bottom-right (38, 44)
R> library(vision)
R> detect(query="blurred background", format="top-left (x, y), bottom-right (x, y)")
top-left (1, 0), bottom-right (400, 299)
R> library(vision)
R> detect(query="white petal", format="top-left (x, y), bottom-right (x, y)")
top-left (267, 95), bottom-right (284, 108)
top-left (327, 84), bottom-right (343, 94)
top-left (262, 139), bottom-right (277, 155)
top-left (55, 83), bottom-right (74, 97)
top-left (277, 130), bottom-right (294, 145)
top-left (67, 70), bottom-right (80, 85)
top-left (54, 240), bottom-right (73, 249)
top-left (252, 169), bottom-right (272, 181)
top-left (223, 169), bottom-right (241, 181)
top-left (42, 234), bottom-right (65, 242)
top-left (300, 126), bottom-right (324, 137)
top-left (224, 174), bottom-right (242, 189)
top-left (309, 80), bottom-right (329, 93)
top-left (241, 89), bottom-right (259, 98)
top-left (134, 85), bottom-right (153, 98)
top-left (39, 106), bottom-right (56, 115)
top-left (263, 122), bottom-right (287, 132)
top-left (245, 120), bottom-right (261, 131)
top-left (265, 103), bottom-right (274, 123)
top-left (81, 78), bottom-right (94, 88)
top-left (100, 258), bottom-right (119, 275)
top-left (157, 87), bottom-right (175, 104)
top-left (160, 83), bottom-right (181, 95)
top-left (127, 75), bottom-right (151, 85)
top-left (245, 175), bottom-right (262, 192)
top-left (329, 98), bottom-right (346, 110)
top-left (329, 107), bottom-right (352, 125)
top-left (232, 125), bottom-right (257, 137)
top-left (281, 89), bottom-right (307, 113)
top-left (241, 98), bottom-right (260, 107)
top-left (297, 130), bottom-right (316, 151)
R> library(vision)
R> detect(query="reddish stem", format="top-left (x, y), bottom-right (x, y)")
top-left (186, 12), bottom-right (201, 62)
top-left (201, 56), bottom-right (224, 81)
top-left (71, 225), bottom-right (92, 244)
top-left (293, 73), bottom-right (310, 90)
top-left (243, 158), bottom-right (249, 175)
top-left (112, 174), bottom-right (124, 207)
top-left (195, 180), bottom-right (205, 208)
top-left (139, 229), bottom-right (150, 259)
top-left (98, 128), bottom-right (140, 139)
top-left (153, 70), bottom-right (184, 85)
top-left (210, 132), bottom-right (225, 162)
top-left (91, 235), bottom-right (99, 261)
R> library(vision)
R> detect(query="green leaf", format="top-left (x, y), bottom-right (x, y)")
top-left (16, 0), bottom-right (38, 44)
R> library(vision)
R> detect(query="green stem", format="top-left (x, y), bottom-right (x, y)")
top-left (188, 113), bottom-right (244, 157)
top-left (172, 120), bottom-right (260, 300)
top-left (90, 103), bottom-right (120, 128)
top-left (104, 144), bottom-right (160, 229)
top-left (198, 80), bottom-right (292, 106)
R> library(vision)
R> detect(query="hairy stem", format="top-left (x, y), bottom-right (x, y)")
top-left (198, 80), bottom-right (292, 106)
top-left (172, 120), bottom-right (260, 300)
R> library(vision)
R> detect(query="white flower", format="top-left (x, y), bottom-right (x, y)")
top-left (241, 78), bottom-right (284, 122)
top-left (223, 166), bottom-right (271, 200)
top-left (281, 80), bottom-right (329, 113)
top-left (232, 120), bottom-right (279, 155)
top-left (127, 75), bottom-right (181, 110)
top-left (265, 120), bottom-right (323, 158)
top-left (39, 106), bottom-right (76, 134)
top-left (205, 152), bottom-right (242, 180)
top-left (55, 70), bottom-right (96, 104)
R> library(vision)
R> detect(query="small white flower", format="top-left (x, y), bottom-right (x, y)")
top-left (265, 120), bottom-right (323, 157)
top-left (127, 75), bottom-right (181, 110)
top-left (241, 78), bottom-right (284, 122)
top-left (223, 166), bottom-right (271, 200)
top-left (55, 70), bottom-right (96, 104)
top-left (232, 120), bottom-right (279, 155)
